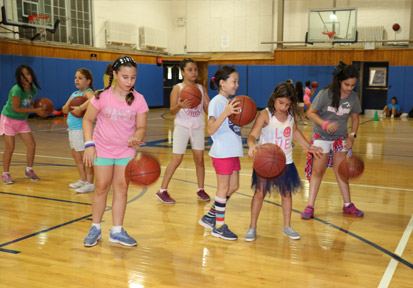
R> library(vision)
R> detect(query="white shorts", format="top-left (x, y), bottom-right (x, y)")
top-left (313, 139), bottom-right (348, 154)
top-left (68, 129), bottom-right (85, 152)
top-left (173, 124), bottom-right (205, 154)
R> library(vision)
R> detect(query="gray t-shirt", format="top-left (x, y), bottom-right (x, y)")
top-left (311, 88), bottom-right (361, 139)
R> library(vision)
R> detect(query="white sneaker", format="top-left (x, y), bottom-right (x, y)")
top-left (391, 114), bottom-right (394, 119)
top-left (75, 183), bottom-right (95, 193)
top-left (69, 180), bottom-right (86, 188)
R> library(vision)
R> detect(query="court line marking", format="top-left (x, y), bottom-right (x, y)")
top-left (0, 188), bottom-right (147, 253)
top-left (378, 214), bottom-right (413, 287)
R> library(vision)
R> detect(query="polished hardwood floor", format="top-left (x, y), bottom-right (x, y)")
top-left (0, 109), bottom-right (412, 287)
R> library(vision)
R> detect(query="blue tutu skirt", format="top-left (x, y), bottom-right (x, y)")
top-left (251, 163), bottom-right (302, 197)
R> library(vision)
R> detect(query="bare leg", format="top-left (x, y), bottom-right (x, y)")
top-left (18, 132), bottom-right (36, 167)
top-left (307, 153), bottom-right (329, 206)
top-left (72, 149), bottom-right (87, 181)
top-left (160, 153), bottom-right (184, 190)
top-left (92, 165), bottom-right (113, 223)
top-left (192, 149), bottom-right (205, 188)
top-left (216, 174), bottom-right (231, 199)
top-left (111, 165), bottom-right (129, 226)
top-left (79, 150), bottom-right (94, 183)
top-left (332, 151), bottom-right (351, 203)
top-left (228, 170), bottom-right (239, 197)
top-left (2, 135), bottom-right (15, 172)
top-left (249, 188), bottom-right (264, 229)
top-left (281, 193), bottom-right (292, 228)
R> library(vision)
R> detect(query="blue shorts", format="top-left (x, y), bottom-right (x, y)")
top-left (94, 156), bottom-right (134, 166)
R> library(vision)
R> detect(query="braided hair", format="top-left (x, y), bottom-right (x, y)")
top-left (96, 55), bottom-right (137, 106)
top-left (15, 65), bottom-right (41, 91)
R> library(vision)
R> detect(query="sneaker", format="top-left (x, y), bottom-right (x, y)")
top-left (69, 180), bottom-right (86, 188)
top-left (109, 228), bottom-right (137, 246)
top-left (75, 183), bottom-right (95, 193)
top-left (211, 224), bottom-right (238, 241)
top-left (199, 215), bottom-right (215, 230)
top-left (25, 169), bottom-right (39, 181)
top-left (283, 227), bottom-right (301, 240)
top-left (244, 228), bottom-right (256, 242)
top-left (197, 189), bottom-right (211, 202)
top-left (343, 202), bottom-right (364, 217)
top-left (391, 114), bottom-right (394, 119)
top-left (2, 174), bottom-right (14, 185)
top-left (84, 226), bottom-right (102, 247)
top-left (155, 190), bottom-right (176, 204)
top-left (301, 205), bottom-right (314, 220)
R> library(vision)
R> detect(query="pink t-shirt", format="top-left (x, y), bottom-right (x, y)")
top-left (90, 88), bottom-right (148, 158)
top-left (304, 87), bottom-right (312, 104)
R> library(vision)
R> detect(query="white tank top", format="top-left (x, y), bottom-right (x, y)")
top-left (174, 83), bottom-right (205, 129)
top-left (259, 108), bottom-right (294, 164)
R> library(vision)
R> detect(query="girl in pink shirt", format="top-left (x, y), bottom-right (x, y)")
top-left (82, 56), bottom-right (148, 247)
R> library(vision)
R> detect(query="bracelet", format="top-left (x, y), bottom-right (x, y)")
top-left (321, 120), bottom-right (330, 130)
top-left (85, 141), bottom-right (95, 149)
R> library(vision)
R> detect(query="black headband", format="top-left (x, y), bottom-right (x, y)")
top-left (112, 56), bottom-right (136, 71)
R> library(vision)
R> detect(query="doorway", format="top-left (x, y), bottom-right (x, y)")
top-left (359, 61), bottom-right (389, 113)
top-left (163, 61), bottom-right (182, 108)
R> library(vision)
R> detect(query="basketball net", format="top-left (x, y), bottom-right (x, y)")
top-left (322, 31), bottom-right (336, 46)
top-left (29, 14), bottom-right (50, 41)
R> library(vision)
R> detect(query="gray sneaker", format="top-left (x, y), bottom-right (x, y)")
top-left (84, 226), bottom-right (102, 247)
top-left (75, 183), bottom-right (95, 193)
top-left (211, 224), bottom-right (238, 240)
top-left (283, 227), bottom-right (301, 240)
top-left (198, 215), bottom-right (215, 230)
top-left (244, 228), bottom-right (256, 242)
top-left (109, 228), bottom-right (137, 246)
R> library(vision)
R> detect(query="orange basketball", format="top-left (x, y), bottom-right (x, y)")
top-left (311, 81), bottom-right (319, 89)
top-left (180, 85), bottom-right (202, 108)
top-left (229, 95), bottom-right (257, 126)
top-left (34, 98), bottom-right (54, 117)
top-left (69, 96), bottom-right (88, 118)
top-left (253, 143), bottom-right (286, 178)
top-left (338, 155), bottom-right (365, 181)
top-left (125, 153), bottom-right (161, 186)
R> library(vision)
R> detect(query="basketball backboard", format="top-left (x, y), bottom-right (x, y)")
top-left (306, 7), bottom-right (357, 44)
top-left (2, 0), bottom-right (54, 29)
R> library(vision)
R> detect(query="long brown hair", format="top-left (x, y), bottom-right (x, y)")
top-left (267, 82), bottom-right (299, 121)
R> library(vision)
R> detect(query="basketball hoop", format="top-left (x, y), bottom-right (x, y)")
top-left (28, 14), bottom-right (51, 41)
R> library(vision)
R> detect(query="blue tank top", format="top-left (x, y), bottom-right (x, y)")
top-left (66, 88), bottom-right (92, 130)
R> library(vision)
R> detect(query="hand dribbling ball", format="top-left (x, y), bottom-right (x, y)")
top-left (180, 85), bottom-right (202, 108)
top-left (338, 155), bottom-right (365, 181)
top-left (34, 98), bottom-right (54, 117)
top-left (311, 81), bottom-right (319, 89)
top-left (229, 95), bottom-right (257, 126)
top-left (69, 96), bottom-right (88, 118)
top-left (253, 143), bottom-right (286, 178)
top-left (125, 153), bottom-right (161, 186)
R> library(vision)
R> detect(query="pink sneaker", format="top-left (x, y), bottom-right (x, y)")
top-left (155, 190), bottom-right (176, 204)
top-left (301, 205), bottom-right (314, 220)
top-left (343, 203), bottom-right (364, 216)
top-left (25, 169), bottom-right (39, 181)
top-left (196, 189), bottom-right (210, 202)
top-left (2, 174), bottom-right (14, 184)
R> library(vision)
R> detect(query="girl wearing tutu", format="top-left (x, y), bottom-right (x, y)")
top-left (244, 82), bottom-right (322, 241)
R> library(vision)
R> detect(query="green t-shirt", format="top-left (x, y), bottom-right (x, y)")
top-left (1, 84), bottom-right (38, 120)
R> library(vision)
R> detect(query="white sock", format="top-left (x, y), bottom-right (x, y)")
top-left (159, 188), bottom-right (167, 193)
top-left (26, 167), bottom-right (33, 172)
top-left (111, 226), bottom-right (122, 233)
top-left (92, 223), bottom-right (101, 230)
top-left (344, 202), bottom-right (351, 207)
top-left (3, 172), bottom-right (10, 175)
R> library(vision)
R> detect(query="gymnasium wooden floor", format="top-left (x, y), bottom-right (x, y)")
top-left (0, 108), bottom-right (412, 288)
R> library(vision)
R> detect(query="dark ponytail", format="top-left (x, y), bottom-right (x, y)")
top-left (329, 61), bottom-right (359, 109)
top-left (210, 66), bottom-right (237, 91)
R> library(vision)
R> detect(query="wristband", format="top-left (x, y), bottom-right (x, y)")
top-left (85, 141), bottom-right (95, 149)
top-left (321, 120), bottom-right (330, 130)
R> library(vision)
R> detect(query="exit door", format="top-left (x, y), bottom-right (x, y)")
top-left (163, 62), bottom-right (182, 108)
top-left (360, 61), bottom-right (389, 113)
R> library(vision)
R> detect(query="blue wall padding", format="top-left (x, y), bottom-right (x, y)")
top-left (0, 54), bottom-right (163, 110)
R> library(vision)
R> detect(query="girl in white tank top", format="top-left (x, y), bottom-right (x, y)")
top-left (156, 59), bottom-right (211, 204)
top-left (244, 82), bottom-right (322, 242)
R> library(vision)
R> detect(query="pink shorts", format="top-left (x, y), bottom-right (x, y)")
top-left (0, 114), bottom-right (31, 136)
top-left (211, 157), bottom-right (241, 175)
